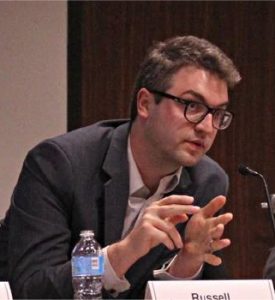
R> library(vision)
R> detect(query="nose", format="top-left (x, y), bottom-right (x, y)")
top-left (195, 113), bottom-right (215, 133)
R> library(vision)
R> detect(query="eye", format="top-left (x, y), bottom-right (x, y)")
top-left (214, 110), bottom-right (231, 127)
top-left (187, 101), bottom-right (205, 113)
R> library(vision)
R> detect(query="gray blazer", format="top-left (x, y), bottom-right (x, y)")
top-left (5, 119), bottom-right (229, 299)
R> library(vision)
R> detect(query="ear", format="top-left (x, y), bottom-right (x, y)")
top-left (136, 88), bottom-right (154, 119)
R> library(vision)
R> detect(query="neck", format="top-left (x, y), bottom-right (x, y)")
top-left (129, 123), bottom-right (179, 193)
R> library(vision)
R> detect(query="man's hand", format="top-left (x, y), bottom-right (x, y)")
top-left (107, 195), bottom-right (200, 278)
top-left (169, 195), bottom-right (233, 278)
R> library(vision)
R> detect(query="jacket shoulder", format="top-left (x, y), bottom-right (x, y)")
top-left (50, 119), bottom-right (129, 149)
top-left (187, 155), bottom-right (229, 197)
top-left (196, 155), bottom-right (228, 178)
top-left (29, 119), bottom-right (129, 162)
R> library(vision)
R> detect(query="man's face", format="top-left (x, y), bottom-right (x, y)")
top-left (142, 66), bottom-right (229, 168)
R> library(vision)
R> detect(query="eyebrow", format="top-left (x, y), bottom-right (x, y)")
top-left (180, 90), bottom-right (229, 108)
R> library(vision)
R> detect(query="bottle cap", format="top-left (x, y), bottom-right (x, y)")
top-left (80, 230), bottom-right (94, 237)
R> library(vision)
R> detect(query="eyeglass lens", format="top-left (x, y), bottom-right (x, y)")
top-left (185, 102), bottom-right (232, 130)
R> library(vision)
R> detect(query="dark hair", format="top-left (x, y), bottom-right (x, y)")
top-left (130, 35), bottom-right (241, 122)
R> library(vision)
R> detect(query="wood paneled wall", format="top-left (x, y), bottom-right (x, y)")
top-left (68, 1), bottom-right (275, 280)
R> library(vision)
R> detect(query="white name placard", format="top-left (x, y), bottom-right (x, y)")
top-left (0, 282), bottom-right (12, 300)
top-left (145, 279), bottom-right (275, 300)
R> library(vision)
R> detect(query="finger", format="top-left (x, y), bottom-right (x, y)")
top-left (153, 228), bottom-right (177, 250)
top-left (204, 253), bottom-right (222, 266)
top-left (201, 195), bottom-right (226, 218)
top-left (209, 238), bottom-right (231, 253)
top-left (168, 214), bottom-right (189, 225)
top-left (210, 224), bottom-right (225, 240)
top-left (156, 204), bottom-right (200, 219)
top-left (212, 213), bottom-right (233, 227)
top-left (143, 215), bottom-right (183, 249)
top-left (158, 195), bottom-right (195, 206)
top-left (144, 223), bottom-right (176, 250)
top-left (160, 220), bottom-right (184, 249)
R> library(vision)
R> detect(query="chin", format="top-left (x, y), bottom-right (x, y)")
top-left (179, 154), bottom-right (202, 167)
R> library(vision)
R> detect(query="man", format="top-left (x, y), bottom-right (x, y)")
top-left (4, 35), bottom-right (241, 299)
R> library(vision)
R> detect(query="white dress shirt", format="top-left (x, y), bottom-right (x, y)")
top-left (102, 137), bottom-right (201, 294)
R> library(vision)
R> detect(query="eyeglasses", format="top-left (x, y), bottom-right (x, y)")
top-left (148, 89), bottom-right (233, 130)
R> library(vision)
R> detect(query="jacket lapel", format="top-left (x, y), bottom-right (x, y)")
top-left (102, 123), bottom-right (130, 245)
top-left (170, 167), bottom-right (193, 196)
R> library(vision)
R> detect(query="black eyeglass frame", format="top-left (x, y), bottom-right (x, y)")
top-left (148, 89), bottom-right (234, 130)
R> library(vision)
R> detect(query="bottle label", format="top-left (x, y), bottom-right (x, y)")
top-left (72, 255), bottom-right (104, 276)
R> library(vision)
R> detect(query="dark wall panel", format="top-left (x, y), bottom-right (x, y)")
top-left (68, 1), bottom-right (275, 280)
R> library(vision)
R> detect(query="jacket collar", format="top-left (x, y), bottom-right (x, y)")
top-left (102, 122), bottom-right (131, 245)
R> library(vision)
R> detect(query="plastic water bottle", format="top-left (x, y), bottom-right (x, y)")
top-left (71, 230), bottom-right (104, 299)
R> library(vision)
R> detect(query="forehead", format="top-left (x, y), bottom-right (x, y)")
top-left (168, 66), bottom-right (229, 105)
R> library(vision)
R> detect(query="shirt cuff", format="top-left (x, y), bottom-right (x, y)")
top-left (153, 255), bottom-right (203, 280)
top-left (102, 246), bottom-right (131, 295)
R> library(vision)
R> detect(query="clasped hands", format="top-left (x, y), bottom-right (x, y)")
top-left (108, 195), bottom-right (233, 279)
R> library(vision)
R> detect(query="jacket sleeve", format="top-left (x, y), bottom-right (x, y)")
top-left (8, 140), bottom-right (75, 299)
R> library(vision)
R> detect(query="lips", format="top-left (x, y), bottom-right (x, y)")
top-left (186, 139), bottom-right (205, 150)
